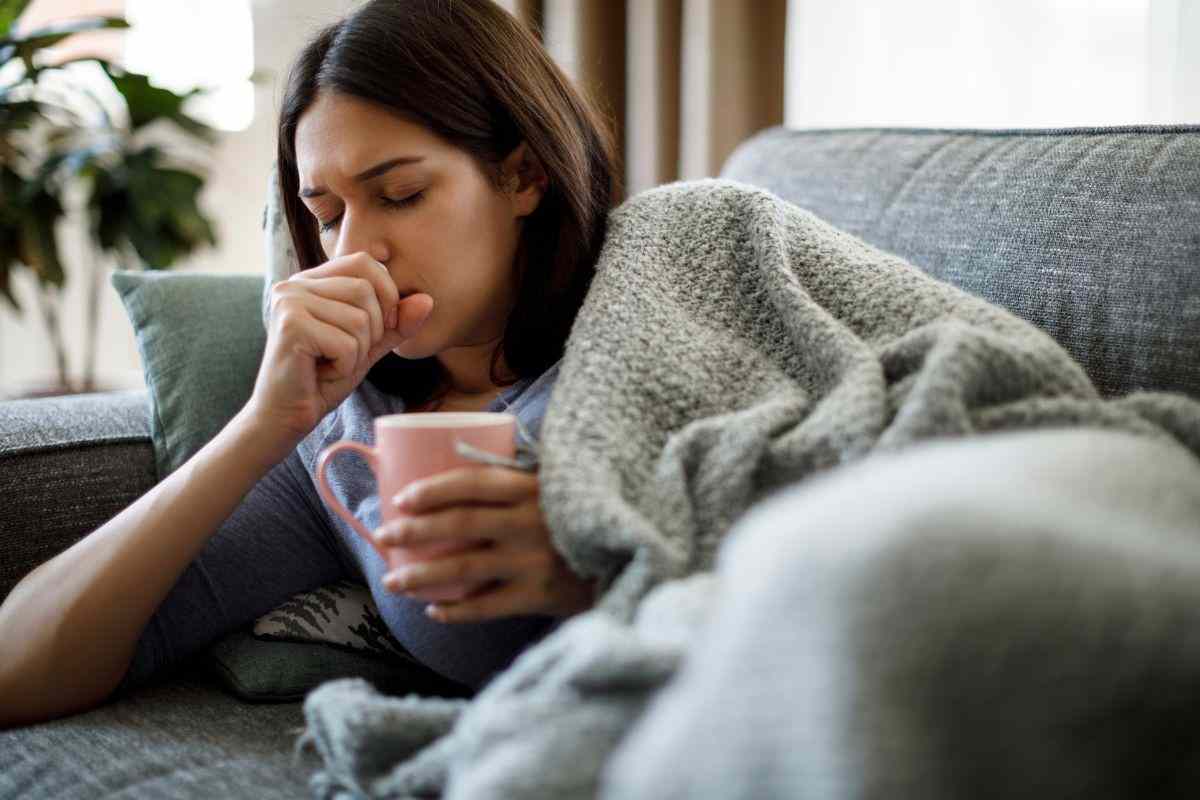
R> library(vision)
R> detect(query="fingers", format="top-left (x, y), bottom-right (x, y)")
top-left (289, 291), bottom-right (373, 371)
top-left (384, 547), bottom-right (553, 602)
top-left (272, 252), bottom-right (434, 372)
top-left (423, 578), bottom-right (542, 623)
top-left (375, 502), bottom-right (537, 548)
top-left (300, 252), bottom-right (400, 329)
top-left (274, 303), bottom-right (359, 380)
top-left (394, 292), bottom-right (434, 338)
top-left (420, 556), bottom-right (597, 623)
top-left (289, 274), bottom-right (386, 344)
top-left (392, 466), bottom-right (538, 515)
top-left (365, 297), bottom-right (432, 365)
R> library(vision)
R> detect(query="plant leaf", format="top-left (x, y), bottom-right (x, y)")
top-left (86, 159), bottom-right (126, 251)
top-left (0, 0), bottom-right (31, 39)
top-left (0, 160), bottom-right (24, 310)
top-left (0, 17), bottom-right (128, 74)
top-left (100, 62), bottom-right (215, 142)
top-left (17, 182), bottom-right (64, 286)
top-left (0, 222), bottom-right (20, 313)
top-left (0, 259), bottom-right (19, 311)
top-left (0, 16), bottom-right (129, 51)
top-left (104, 147), bottom-right (216, 267)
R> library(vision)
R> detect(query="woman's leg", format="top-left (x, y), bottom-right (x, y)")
top-left (602, 427), bottom-right (1200, 800)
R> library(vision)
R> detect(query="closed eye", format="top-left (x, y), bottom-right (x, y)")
top-left (317, 191), bottom-right (425, 233)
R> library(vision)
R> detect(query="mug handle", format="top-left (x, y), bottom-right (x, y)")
top-left (315, 441), bottom-right (385, 561)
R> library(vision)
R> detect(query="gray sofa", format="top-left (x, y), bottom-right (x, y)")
top-left (2, 124), bottom-right (1198, 798)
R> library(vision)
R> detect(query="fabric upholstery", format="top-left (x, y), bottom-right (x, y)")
top-left (111, 270), bottom-right (267, 480)
top-left (0, 662), bottom-right (318, 799)
top-left (720, 125), bottom-right (1200, 400)
top-left (3, 125), bottom-right (1197, 798)
top-left (262, 162), bottom-right (298, 329)
top-left (292, 178), bottom-right (1200, 800)
top-left (0, 390), bottom-right (155, 602)
top-left (207, 625), bottom-right (472, 704)
top-left (202, 580), bottom-right (473, 703)
top-left (252, 580), bottom-right (423, 663)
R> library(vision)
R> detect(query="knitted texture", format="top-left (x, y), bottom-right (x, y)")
top-left (293, 179), bottom-right (1200, 799)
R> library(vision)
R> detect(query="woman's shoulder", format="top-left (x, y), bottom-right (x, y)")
top-left (615, 178), bottom-right (778, 216)
top-left (607, 178), bottom-right (784, 241)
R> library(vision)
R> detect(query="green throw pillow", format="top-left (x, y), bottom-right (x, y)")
top-left (111, 270), bottom-right (267, 479)
top-left (206, 627), bottom-right (472, 703)
top-left (205, 579), bottom-right (473, 702)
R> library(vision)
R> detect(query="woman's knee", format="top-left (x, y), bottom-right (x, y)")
top-left (715, 431), bottom-right (1195, 618)
top-left (721, 426), bottom-right (1200, 585)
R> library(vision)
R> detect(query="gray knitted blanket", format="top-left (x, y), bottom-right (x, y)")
top-left (292, 179), bottom-right (1200, 799)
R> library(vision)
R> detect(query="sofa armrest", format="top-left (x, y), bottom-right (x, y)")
top-left (0, 390), bottom-right (156, 602)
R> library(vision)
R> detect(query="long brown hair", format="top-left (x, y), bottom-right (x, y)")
top-left (276, 0), bottom-right (620, 408)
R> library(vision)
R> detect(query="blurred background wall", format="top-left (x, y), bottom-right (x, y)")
top-left (0, 0), bottom-right (1196, 398)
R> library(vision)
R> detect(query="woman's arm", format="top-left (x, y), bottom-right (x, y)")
top-left (0, 404), bottom-right (301, 729)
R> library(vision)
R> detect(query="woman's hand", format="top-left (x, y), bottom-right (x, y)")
top-left (247, 252), bottom-right (434, 445)
top-left (373, 466), bottom-right (598, 623)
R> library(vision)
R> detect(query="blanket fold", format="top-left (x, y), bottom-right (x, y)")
top-left (294, 179), bottom-right (1200, 799)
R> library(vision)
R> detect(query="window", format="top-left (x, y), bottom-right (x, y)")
top-left (123, 0), bottom-right (255, 131)
top-left (785, 0), bottom-right (1199, 128)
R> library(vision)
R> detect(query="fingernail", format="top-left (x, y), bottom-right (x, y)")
top-left (387, 307), bottom-right (398, 329)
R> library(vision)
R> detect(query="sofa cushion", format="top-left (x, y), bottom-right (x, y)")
top-left (721, 125), bottom-right (1200, 401)
top-left (261, 162), bottom-right (299, 329)
top-left (251, 579), bottom-right (415, 660)
top-left (207, 626), bottom-right (472, 703)
top-left (0, 390), bottom-right (155, 601)
top-left (0, 661), bottom-right (316, 799)
top-left (206, 579), bottom-right (472, 702)
top-left (111, 270), bottom-right (267, 480)
top-left (204, 628), bottom-right (470, 705)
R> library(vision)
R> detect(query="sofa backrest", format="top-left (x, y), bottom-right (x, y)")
top-left (720, 125), bottom-right (1200, 401)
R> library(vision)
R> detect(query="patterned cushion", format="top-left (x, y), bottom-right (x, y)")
top-left (204, 580), bottom-right (472, 702)
top-left (251, 579), bottom-right (415, 663)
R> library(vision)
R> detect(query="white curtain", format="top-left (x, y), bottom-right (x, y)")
top-left (785, 0), bottom-right (1200, 128)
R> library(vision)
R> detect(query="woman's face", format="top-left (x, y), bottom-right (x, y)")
top-left (294, 90), bottom-right (542, 370)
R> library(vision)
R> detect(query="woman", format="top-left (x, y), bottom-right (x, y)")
top-left (0, 0), bottom-right (616, 727)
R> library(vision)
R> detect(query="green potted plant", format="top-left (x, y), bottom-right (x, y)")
top-left (0, 0), bottom-right (218, 397)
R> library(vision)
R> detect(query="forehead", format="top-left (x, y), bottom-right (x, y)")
top-left (295, 92), bottom-right (439, 178)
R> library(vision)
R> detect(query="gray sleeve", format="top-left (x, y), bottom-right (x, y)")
top-left (111, 446), bottom-right (348, 697)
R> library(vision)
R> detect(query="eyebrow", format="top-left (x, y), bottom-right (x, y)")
top-left (298, 156), bottom-right (425, 198)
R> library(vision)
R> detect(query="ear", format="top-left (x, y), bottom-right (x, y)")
top-left (501, 140), bottom-right (548, 219)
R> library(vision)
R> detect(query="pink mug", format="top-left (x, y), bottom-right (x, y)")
top-left (315, 412), bottom-right (518, 603)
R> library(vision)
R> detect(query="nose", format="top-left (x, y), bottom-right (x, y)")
top-left (333, 207), bottom-right (390, 266)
